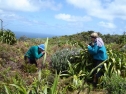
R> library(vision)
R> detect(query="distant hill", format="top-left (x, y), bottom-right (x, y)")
top-left (54, 31), bottom-right (124, 44)
top-left (14, 30), bottom-right (125, 44)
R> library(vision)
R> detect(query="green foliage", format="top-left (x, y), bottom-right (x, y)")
top-left (69, 45), bottom-right (93, 74)
top-left (78, 60), bottom-right (107, 94)
top-left (120, 44), bottom-right (126, 52)
top-left (104, 45), bottom-right (126, 77)
top-left (1, 31), bottom-right (126, 94)
top-left (102, 73), bottom-right (126, 94)
top-left (22, 63), bottom-right (38, 73)
top-left (2, 70), bottom-right (60, 94)
top-left (0, 29), bottom-right (17, 45)
top-left (51, 48), bottom-right (81, 73)
top-left (48, 72), bottom-right (59, 94)
top-left (118, 32), bottom-right (126, 44)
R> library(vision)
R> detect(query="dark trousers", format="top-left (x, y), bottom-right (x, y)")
top-left (92, 59), bottom-right (104, 87)
top-left (24, 56), bottom-right (37, 66)
top-left (93, 59), bottom-right (104, 77)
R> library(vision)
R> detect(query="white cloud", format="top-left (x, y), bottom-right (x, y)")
top-left (98, 21), bottom-right (116, 29)
top-left (0, 0), bottom-right (38, 12)
top-left (66, 0), bottom-right (126, 21)
top-left (67, 0), bottom-right (101, 9)
top-left (0, 0), bottom-right (62, 12)
top-left (55, 13), bottom-right (92, 22)
top-left (39, 0), bottom-right (62, 11)
top-left (0, 10), bottom-right (44, 27)
top-left (0, 0), bottom-right (62, 26)
top-left (0, 11), bottom-right (22, 21)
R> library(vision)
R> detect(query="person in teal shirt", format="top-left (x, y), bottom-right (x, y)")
top-left (87, 32), bottom-right (108, 87)
top-left (24, 44), bottom-right (45, 66)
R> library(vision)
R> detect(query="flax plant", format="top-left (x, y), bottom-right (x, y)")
top-left (4, 85), bottom-right (11, 94)
top-left (77, 60), bottom-right (107, 94)
top-left (42, 37), bottom-right (48, 66)
top-left (48, 72), bottom-right (60, 94)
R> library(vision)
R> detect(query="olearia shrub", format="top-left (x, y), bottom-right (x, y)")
top-left (50, 48), bottom-right (81, 73)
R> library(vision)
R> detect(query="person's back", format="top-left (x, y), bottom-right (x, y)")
top-left (88, 41), bottom-right (108, 60)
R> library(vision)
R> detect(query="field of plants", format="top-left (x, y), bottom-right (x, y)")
top-left (0, 30), bottom-right (126, 94)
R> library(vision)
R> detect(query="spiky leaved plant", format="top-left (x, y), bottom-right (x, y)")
top-left (0, 29), bottom-right (17, 45)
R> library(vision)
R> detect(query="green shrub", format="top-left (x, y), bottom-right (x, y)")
top-left (0, 29), bottom-right (17, 45)
top-left (120, 44), bottom-right (126, 52)
top-left (50, 48), bottom-right (81, 73)
top-left (102, 74), bottom-right (126, 94)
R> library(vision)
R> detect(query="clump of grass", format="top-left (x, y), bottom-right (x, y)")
top-left (102, 73), bottom-right (126, 94)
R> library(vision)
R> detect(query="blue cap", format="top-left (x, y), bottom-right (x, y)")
top-left (38, 44), bottom-right (45, 50)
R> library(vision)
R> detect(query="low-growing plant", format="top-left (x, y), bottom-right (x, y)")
top-left (102, 73), bottom-right (126, 94)
top-left (21, 63), bottom-right (38, 73)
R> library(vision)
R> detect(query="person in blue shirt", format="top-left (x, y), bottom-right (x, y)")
top-left (87, 32), bottom-right (108, 87)
top-left (24, 44), bottom-right (45, 66)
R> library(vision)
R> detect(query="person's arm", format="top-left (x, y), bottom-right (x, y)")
top-left (88, 43), bottom-right (99, 55)
top-left (32, 46), bottom-right (43, 59)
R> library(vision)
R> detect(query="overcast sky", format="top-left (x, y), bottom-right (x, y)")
top-left (0, 0), bottom-right (126, 36)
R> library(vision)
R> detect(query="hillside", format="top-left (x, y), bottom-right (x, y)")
top-left (49, 30), bottom-right (124, 46)
top-left (0, 30), bottom-right (126, 93)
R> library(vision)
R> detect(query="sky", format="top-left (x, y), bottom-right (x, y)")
top-left (0, 0), bottom-right (126, 36)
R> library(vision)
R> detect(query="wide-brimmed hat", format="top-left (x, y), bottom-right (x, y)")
top-left (90, 32), bottom-right (98, 38)
top-left (38, 44), bottom-right (45, 50)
